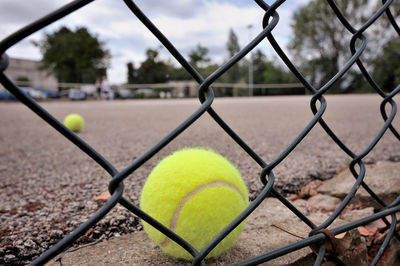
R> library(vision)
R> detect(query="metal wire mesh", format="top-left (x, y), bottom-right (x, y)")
top-left (0, 0), bottom-right (399, 265)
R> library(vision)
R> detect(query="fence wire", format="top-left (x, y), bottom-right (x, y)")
top-left (0, 0), bottom-right (399, 265)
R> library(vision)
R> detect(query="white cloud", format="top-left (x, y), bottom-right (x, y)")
top-left (150, 1), bottom-right (264, 59)
top-left (0, 0), bottom-right (308, 84)
top-left (135, 0), bottom-right (207, 19)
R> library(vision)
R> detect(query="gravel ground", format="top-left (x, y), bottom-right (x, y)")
top-left (1, 95), bottom-right (400, 265)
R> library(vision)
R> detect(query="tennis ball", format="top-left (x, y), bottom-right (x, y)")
top-left (140, 148), bottom-right (249, 260)
top-left (63, 113), bottom-right (84, 133)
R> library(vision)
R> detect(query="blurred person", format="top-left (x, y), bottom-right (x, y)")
top-left (95, 77), bottom-right (102, 100)
top-left (100, 75), bottom-right (112, 100)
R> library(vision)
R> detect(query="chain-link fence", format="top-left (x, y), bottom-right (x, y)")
top-left (1, 0), bottom-right (399, 265)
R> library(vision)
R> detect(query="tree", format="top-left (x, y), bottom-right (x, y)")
top-left (127, 62), bottom-right (137, 84)
top-left (289, 0), bottom-right (399, 93)
top-left (373, 38), bottom-right (400, 92)
top-left (242, 49), bottom-right (298, 95)
top-left (135, 48), bottom-right (171, 83)
top-left (251, 50), bottom-right (267, 84)
top-left (37, 26), bottom-right (110, 84)
top-left (263, 61), bottom-right (296, 84)
top-left (224, 28), bottom-right (241, 83)
top-left (188, 43), bottom-right (210, 68)
top-left (244, 49), bottom-right (296, 84)
top-left (169, 66), bottom-right (191, 81)
top-left (227, 28), bottom-right (240, 57)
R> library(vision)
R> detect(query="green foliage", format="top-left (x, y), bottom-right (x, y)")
top-left (251, 50), bottom-right (267, 84)
top-left (127, 49), bottom-right (191, 84)
top-left (130, 46), bottom-right (217, 84)
top-left (199, 64), bottom-right (220, 79)
top-left (373, 38), bottom-right (400, 92)
top-left (224, 28), bottom-right (241, 83)
top-left (227, 28), bottom-right (240, 57)
top-left (16, 76), bottom-right (30, 82)
top-left (37, 26), bottom-right (110, 83)
top-left (169, 66), bottom-right (191, 81)
top-left (127, 29), bottom-right (307, 98)
top-left (188, 43), bottom-right (210, 68)
top-left (245, 50), bottom-right (296, 84)
top-left (247, 50), bottom-right (299, 95)
top-left (290, 0), bottom-right (348, 91)
top-left (135, 48), bottom-right (172, 83)
top-left (289, 0), bottom-right (399, 93)
top-left (127, 62), bottom-right (137, 84)
top-left (263, 62), bottom-right (296, 84)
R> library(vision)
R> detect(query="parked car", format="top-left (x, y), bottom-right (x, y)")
top-left (133, 88), bottom-right (154, 98)
top-left (36, 88), bottom-right (59, 98)
top-left (20, 87), bottom-right (47, 100)
top-left (0, 87), bottom-right (48, 101)
top-left (80, 85), bottom-right (96, 97)
top-left (68, 89), bottom-right (86, 100)
top-left (115, 88), bottom-right (133, 99)
top-left (0, 90), bottom-right (18, 100)
top-left (58, 89), bottom-right (70, 98)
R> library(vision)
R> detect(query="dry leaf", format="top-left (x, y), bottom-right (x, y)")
top-left (358, 226), bottom-right (377, 237)
top-left (373, 232), bottom-right (387, 244)
top-left (84, 228), bottom-right (94, 236)
top-left (335, 232), bottom-right (347, 239)
top-left (287, 194), bottom-right (299, 201)
top-left (298, 180), bottom-right (323, 199)
top-left (310, 231), bottom-right (352, 256)
top-left (309, 189), bottom-right (318, 197)
top-left (93, 191), bottom-right (111, 203)
top-left (337, 165), bottom-right (348, 174)
top-left (335, 232), bottom-right (352, 254)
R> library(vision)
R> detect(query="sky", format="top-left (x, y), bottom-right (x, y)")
top-left (0, 0), bottom-right (309, 84)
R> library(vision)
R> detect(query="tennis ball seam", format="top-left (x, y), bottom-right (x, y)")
top-left (159, 180), bottom-right (246, 247)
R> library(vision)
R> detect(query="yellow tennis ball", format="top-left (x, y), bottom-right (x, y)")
top-left (63, 113), bottom-right (84, 133)
top-left (140, 148), bottom-right (249, 260)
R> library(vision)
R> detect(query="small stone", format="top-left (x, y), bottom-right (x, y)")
top-left (24, 239), bottom-right (36, 248)
top-left (14, 240), bottom-right (23, 246)
top-left (291, 199), bottom-right (310, 213)
top-left (4, 254), bottom-right (16, 262)
top-left (307, 194), bottom-right (341, 211)
top-left (318, 161), bottom-right (400, 209)
top-left (50, 230), bottom-right (63, 237)
top-left (115, 215), bottom-right (126, 221)
top-left (341, 207), bottom-right (374, 222)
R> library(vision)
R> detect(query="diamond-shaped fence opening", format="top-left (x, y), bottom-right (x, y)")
top-left (0, 0), bottom-right (399, 265)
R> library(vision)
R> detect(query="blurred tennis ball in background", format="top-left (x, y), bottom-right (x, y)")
top-left (140, 148), bottom-right (249, 260)
top-left (63, 113), bottom-right (85, 133)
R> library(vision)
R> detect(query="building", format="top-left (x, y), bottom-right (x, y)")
top-left (1, 57), bottom-right (58, 91)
